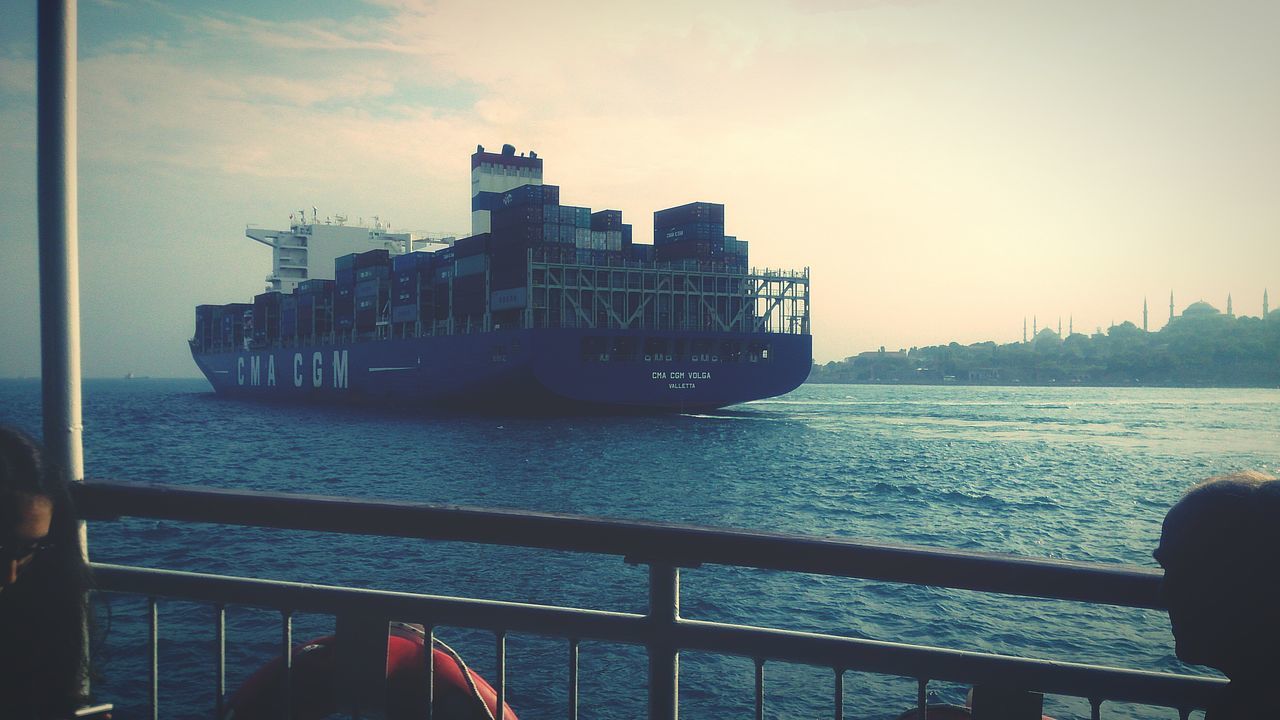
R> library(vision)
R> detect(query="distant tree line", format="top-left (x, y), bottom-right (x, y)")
top-left (809, 309), bottom-right (1280, 387)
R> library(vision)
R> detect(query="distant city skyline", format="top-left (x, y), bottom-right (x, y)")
top-left (1013, 290), bottom-right (1272, 344)
top-left (2, 1), bottom-right (1278, 376)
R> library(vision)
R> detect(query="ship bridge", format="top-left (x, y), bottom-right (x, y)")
top-left (248, 219), bottom-right (418, 294)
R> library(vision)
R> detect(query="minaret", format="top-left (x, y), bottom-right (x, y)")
top-left (1057, 317), bottom-right (1061, 336)
top-left (1143, 297), bottom-right (1149, 332)
top-left (1266, 289), bottom-right (1270, 318)
top-left (1169, 291), bottom-right (1175, 323)
top-left (1069, 316), bottom-right (1073, 335)
top-left (1227, 293), bottom-right (1233, 316)
top-left (1023, 317), bottom-right (1027, 343)
top-left (1033, 316), bottom-right (1038, 336)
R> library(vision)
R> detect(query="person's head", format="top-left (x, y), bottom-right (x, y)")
top-left (0, 426), bottom-right (66, 591)
top-left (0, 426), bottom-right (90, 713)
top-left (1154, 471), bottom-right (1280, 678)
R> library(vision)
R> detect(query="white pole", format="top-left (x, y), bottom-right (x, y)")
top-left (37, 0), bottom-right (89, 701)
top-left (37, 0), bottom-right (84, 486)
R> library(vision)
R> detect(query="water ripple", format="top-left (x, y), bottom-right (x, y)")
top-left (1, 379), bottom-right (1272, 719)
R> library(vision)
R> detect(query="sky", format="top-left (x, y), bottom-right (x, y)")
top-left (2, 0), bottom-right (1277, 378)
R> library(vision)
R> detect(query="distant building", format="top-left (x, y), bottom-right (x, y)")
top-left (1165, 300), bottom-right (1235, 329)
top-left (1032, 327), bottom-right (1061, 346)
top-left (856, 349), bottom-right (908, 361)
top-left (1162, 292), bottom-right (1274, 324)
top-left (968, 368), bottom-right (1001, 382)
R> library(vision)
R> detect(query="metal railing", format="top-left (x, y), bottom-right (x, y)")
top-left (73, 481), bottom-right (1222, 720)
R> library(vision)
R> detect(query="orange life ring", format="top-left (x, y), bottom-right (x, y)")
top-left (224, 624), bottom-right (517, 720)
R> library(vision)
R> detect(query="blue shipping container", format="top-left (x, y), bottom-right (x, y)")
top-left (392, 251), bottom-right (434, 272)
top-left (654, 201), bottom-right (724, 229)
top-left (355, 249), bottom-right (390, 269)
top-left (391, 304), bottom-right (418, 324)
top-left (591, 209), bottom-right (624, 230)
top-left (356, 265), bottom-right (389, 282)
top-left (655, 222), bottom-right (724, 246)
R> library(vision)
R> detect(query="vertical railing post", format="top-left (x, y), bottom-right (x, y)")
top-left (567, 638), bottom-right (579, 720)
top-left (424, 625), bottom-right (435, 720)
top-left (833, 668), bottom-right (843, 720)
top-left (281, 610), bottom-right (293, 719)
top-left (495, 630), bottom-right (507, 720)
top-left (148, 597), bottom-right (158, 720)
top-left (753, 659), bottom-right (765, 720)
top-left (214, 604), bottom-right (226, 719)
top-left (647, 563), bottom-right (679, 720)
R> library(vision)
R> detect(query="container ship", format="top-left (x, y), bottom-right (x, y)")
top-left (190, 144), bottom-right (812, 412)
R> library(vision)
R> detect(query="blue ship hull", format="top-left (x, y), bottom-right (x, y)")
top-left (191, 329), bottom-right (812, 413)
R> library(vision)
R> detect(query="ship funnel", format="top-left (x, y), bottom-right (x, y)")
top-left (501, 143), bottom-right (515, 156)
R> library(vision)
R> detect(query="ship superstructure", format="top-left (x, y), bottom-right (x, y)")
top-left (191, 144), bottom-right (812, 412)
top-left (247, 216), bottom-right (411, 295)
top-left (471, 143), bottom-right (544, 235)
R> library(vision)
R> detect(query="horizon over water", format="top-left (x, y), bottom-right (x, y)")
top-left (2, 379), bottom-right (1277, 719)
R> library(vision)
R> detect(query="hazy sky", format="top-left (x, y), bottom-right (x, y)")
top-left (2, 0), bottom-right (1277, 377)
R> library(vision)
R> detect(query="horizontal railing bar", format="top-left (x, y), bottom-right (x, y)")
top-left (91, 564), bottom-right (1222, 711)
top-left (675, 619), bottom-right (1223, 711)
top-left (75, 482), bottom-right (1163, 608)
top-left (92, 564), bottom-right (646, 644)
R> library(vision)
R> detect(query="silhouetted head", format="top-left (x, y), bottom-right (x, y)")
top-left (1154, 471), bottom-right (1280, 679)
top-left (0, 426), bottom-right (90, 713)
top-left (0, 427), bottom-right (63, 591)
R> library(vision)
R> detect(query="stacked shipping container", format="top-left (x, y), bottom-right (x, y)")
top-left (354, 249), bottom-right (391, 335)
top-left (452, 234), bottom-right (488, 323)
top-left (196, 196), bottom-right (752, 352)
top-left (335, 254), bottom-right (356, 333)
top-left (296, 279), bottom-right (334, 342)
top-left (390, 251), bottom-right (435, 328)
top-left (252, 292), bottom-right (281, 348)
top-left (488, 183), bottom-right (579, 293)
top-left (652, 202), bottom-right (747, 271)
top-left (196, 303), bottom-right (251, 352)
top-left (472, 183), bottom-right (560, 213)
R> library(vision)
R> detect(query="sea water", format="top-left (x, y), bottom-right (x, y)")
top-left (1, 379), bottom-right (1277, 719)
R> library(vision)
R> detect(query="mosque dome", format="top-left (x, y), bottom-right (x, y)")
top-left (1032, 327), bottom-right (1062, 344)
top-left (1181, 301), bottom-right (1220, 317)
